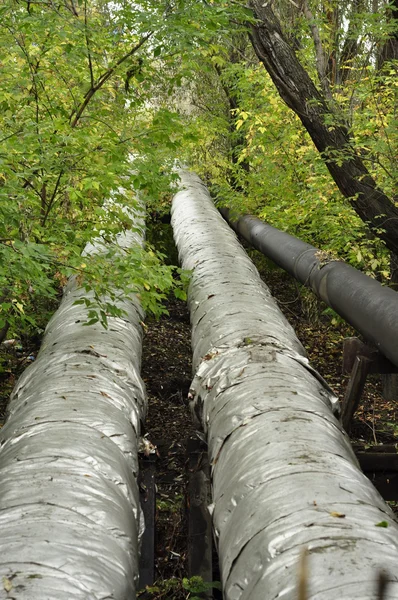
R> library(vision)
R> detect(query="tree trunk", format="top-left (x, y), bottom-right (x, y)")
top-left (247, 1), bottom-right (398, 256)
top-left (337, 0), bottom-right (365, 85)
top-left (0, 321), bottom-right (9, 344)
top-left (377, 0), bottom-right (398, 68)
top-left (214, 46), bottom-right (250, 191)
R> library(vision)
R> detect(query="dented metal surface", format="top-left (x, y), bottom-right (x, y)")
top-left (0, 199), bottom-right (146, 599)
top-left (172, 171), bottom-right (398, 600)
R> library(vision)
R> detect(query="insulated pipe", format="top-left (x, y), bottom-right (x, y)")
top-left (0, 196), bottom-right (146, 599)
top-left (172, 171), bottom-right (398, 600)
top-left (220, 209), bottom-right (398, 368)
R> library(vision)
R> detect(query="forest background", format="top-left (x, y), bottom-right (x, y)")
top-left (0, 0), bottom-right (397, 341)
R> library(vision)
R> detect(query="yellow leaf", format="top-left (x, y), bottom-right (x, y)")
top-left (3, 577), bottom-right (12, 592)
top-left (330, 511), bottom-right (346, 518)
top-left (80, 263), bottom-right (87, 269)
top-left (144, 282), bottom-right (150, 291)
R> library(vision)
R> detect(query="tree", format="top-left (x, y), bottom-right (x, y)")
top-left (247, 0), bottom-right (398, 259)
top-left (170, 3), bottom-right (394, 276)
top-left (378, 0), bottom-right (398, 68)
top-left (0, 0), bottom-right (231, 336)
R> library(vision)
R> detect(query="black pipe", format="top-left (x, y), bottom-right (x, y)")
top-left (220, 209), bottom-right (398, 368)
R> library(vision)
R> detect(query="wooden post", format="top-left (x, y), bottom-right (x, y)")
top-left (187, 437), bottom-right (213, 598)
top-left (342, 337), bottom-right (398, 376)
top-left (382, 374), bottom-right (398, 402)
top-left (341, 355), bottom-right (372, 431)
top-left (356, 450), bottom-right (398, 501)
top-left (139, 454), bottom-right (156, 590)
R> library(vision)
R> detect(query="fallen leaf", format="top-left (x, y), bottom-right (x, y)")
top-left (3, 577), bottom-right (12, 592)
top-left (330, 511), bottom-right (346, 518)
top-left (375, 521), bottom-right (389, 528)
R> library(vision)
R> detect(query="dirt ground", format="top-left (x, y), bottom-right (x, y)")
top-left (140, 298), bottom-right (196, 588)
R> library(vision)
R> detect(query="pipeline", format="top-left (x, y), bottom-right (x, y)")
top-left (172, 171), bottom-right (398, 600)
top-left (0, 195), bottom-right (146, 599)
top-left (220, 209), bottom-right (398, 368)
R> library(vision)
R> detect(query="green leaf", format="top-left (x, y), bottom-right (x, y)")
top-left (83, 318), bottom-right (99, 327)
top-left (375, 521), bottom-right (389, 528)
top-left (174, 287), bottom-right (187, 301)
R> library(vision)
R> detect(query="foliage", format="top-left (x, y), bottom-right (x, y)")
top-left (351, 64), bottom-right (398, 200)
top-left (178, 2), bottom-right (397, 281)
top-left (1, 0), bottom-right (397, 336)
top-left (139, 575), bottom-right (221, 600)
top-left (0, 0), bottom-right (240, 334)
top-left (231, 64), bottom-right (392, 277)
top-left (156, 493), bottom-right (184, 513)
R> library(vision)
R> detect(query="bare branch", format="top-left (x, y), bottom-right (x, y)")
top-left (41, 170), bottom-right (64, 226)
top-left (301, 0), bottom-right (333, 102)
top-left (84, 0), bottom-right (94, 88)
top-left (64, 0), bottom-right (79, 17)
top-left (70, 32), bottom-right (153, 128)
